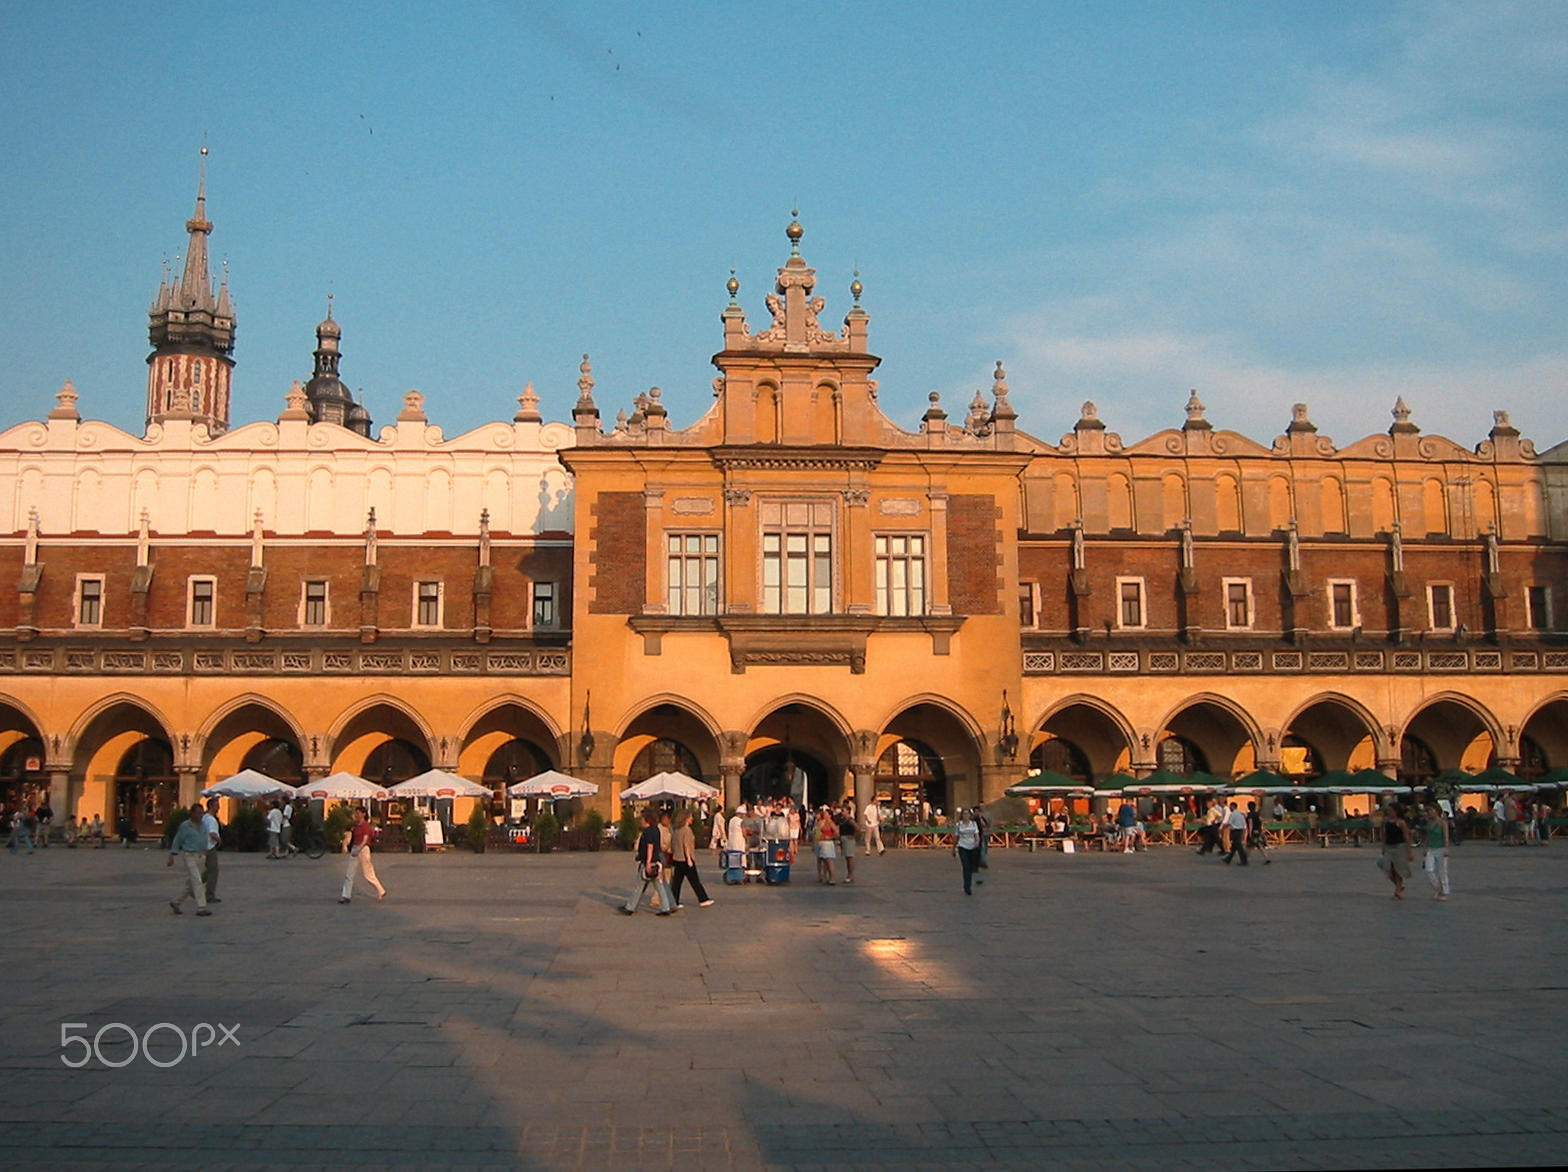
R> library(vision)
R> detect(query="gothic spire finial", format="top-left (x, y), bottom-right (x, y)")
top-left (726, 268), bottom-right (739, 306)
top-left (786, 208), bottom-right (803, 257)
top-left (850, 268), bottom-right (863, 305)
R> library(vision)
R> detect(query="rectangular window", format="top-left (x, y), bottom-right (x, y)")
top-left (414, 581), bottom-right (442, 628)
top-left (1428, 583), bottom-right (1455, 631)
top-left (666, 533), bottom-right (720, 615)
top-left (761, 500), bottom-right (834, 615)
top-left (1018, 581), bottom-right (1038, 628)
top-left (1116, 577), bottom-right (1145, 629)
top-left (875, 534), bottom-right (926, 616)
top-left (1223, 578), bottom-right (1253, 630)
top-left (532, 581), bottom-right (558, 627)
top-left (75, 576), bottom-right (104, 628)
top-left (1329, 580), bottom-right (1358, 629)
top-left (1528, 585), bottom-right (1551, 632)
top-left (188, 577), bottom-right (216, 628)
top-left (302, 581), bottom-right (328, 627)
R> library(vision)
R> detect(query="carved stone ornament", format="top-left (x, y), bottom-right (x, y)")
top-left (722, 487), bottom-right (753, 506)
top-left (879, 498), bottom-right (920, 516)
top-left (671, 496), bottom-right (715, 515)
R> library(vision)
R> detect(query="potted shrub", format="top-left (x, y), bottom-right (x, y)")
top-left (323, 804), bottom-right (353, 853)
top-left (581, 808), bottom-right (605, 851)
top-left (533, 809), bottom-right (560, 853)
top-left (401, 809), bottom-right (426, 854)
top-left (466, 805), bottom-right (489, 853)
top-left (616, 809), bottom-right (639, 850)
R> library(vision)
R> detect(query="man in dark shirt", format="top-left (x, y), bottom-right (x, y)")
top-left (621, 809), bottom-right (677, 916)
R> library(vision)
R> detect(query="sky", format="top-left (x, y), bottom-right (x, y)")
top-left (1, 0), bottom-right (1565, 451)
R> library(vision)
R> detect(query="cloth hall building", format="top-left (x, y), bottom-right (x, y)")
top-left (3, 185), bottom-right (1568, 837)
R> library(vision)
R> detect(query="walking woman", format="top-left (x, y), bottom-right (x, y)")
top-left (813, 805), bottom-right (839, 884)
top-left (339, 806), bottom-right (387, 904)
top-left (670, 809), bottom-right (715, 908)
top-left (1423, 800), bottom-right (1452, 900)
top-left (953, 807), bottom-right (982, 895)
top-left (1380, 802), bottom-right (1415, 900)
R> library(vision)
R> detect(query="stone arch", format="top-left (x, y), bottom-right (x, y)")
top-left (813, 380), bottom-right (842, 444)
top-left (0, 697), bottom-right (47, 816)
top-left (1397, 693), bottom-right (1501, 777)
top-left (1280, 693), bottom-right (1381, 776)
top-left (1156, 693), bottom-right (1263, 779)
top-left (1032, 694), bottom-right (1137, 780)
top-left (1519, 693), bottom-right (1568, 775)
top-left (878, 696), bottom-right (988, 811)
top-left (194, 694), bottom-right (308, 789)
top-left (1320, 476), bottom-right (1346, 534)
top-left (1107, 472), bottom-right (1133, 530)
top-left (1161, 473), bottom-right (1186, 530)
top-left (612, 700), bottom-right (724, 814)
top-left (456, 697), bottom-right (564, 780)
top-left (68, 697), bottom-right (179, 831)
top-left (325, 696), bottom-right (436, 778)
top-left (743, 698), bottom-right (854, 807)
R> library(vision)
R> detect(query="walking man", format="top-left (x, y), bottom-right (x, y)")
top-left (1220, 801), bottom-right (1249, 865)
top-left (339, 807), bottom-right (387, 903)
top-left (280, 800), bottom-right (296, 857)
top-left (168, 801), bottom-right (212, 915)
top-left (201, 800), bottom-right (223, 903)
top-left (622, 809), bottom-right (676, 915)
top-left (863, 797), bottom-right (885, 856)
top-left (265, 800), bottom-right (284, 859)
top-left (669, 809), bottom-right (714, 908)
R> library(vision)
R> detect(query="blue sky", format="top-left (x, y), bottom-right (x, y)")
top-left (2, 0), bottom-right (1564, 450)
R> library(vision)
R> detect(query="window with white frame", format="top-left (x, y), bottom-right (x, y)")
top-left (414, 580), bottom-right (443, 628)
top-left (187, 576), bottom-right (216, 628)
top-left (666, 533), bottom-right (720, 615)
top-left (302, 580), bottom-right (329, 627)
top-left (1223, 578), bottom-right (1254, 630)
top-left (761, 500), bottom-right (834, 615)
top-left (532, 581), bottom-right (558, 627)
top-left (1115, 577), bottom-right (1146, 629)
top-left (74, 575), bottom-right (104, 628)
top-left (1328, 579), bottom-right (1359, 629)
top-left (1427, 582), bottom-right (1456, 631)
top-left (1527, 585), bottom-right (1551, 632)
top-left (874, 533), bottom-right (926, 616)
top-left (1018, 580), bottom-right (1039, 628)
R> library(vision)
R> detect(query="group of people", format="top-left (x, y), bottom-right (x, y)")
top-left (622, 807), bottom-right (714, 915)
top-left (164, 800), bottom-right (387, 916)
top-left (1194, 799), bottom-right (1273, 866)
top-left (1491, 794), bottom-right (1554, 846)
top-left (1377, 800), bottom-right (1454, 900)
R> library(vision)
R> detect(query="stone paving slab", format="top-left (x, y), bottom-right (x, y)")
top-left (1, 840), bottom-right (1565, 1167)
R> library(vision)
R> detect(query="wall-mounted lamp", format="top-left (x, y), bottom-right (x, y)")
top-left (999, 690), bottom-right (1019, 759)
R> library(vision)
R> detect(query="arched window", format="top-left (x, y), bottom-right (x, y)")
top-left (1029, 736), bottom-right (1091, 783)
top-left (1157, 735), bottom-right (1209, 775)
top-left (628, 738), bottom-right (702, 783)
top-left (482, 739), bottom-right (553, 786)
top-left (240, 737), bottom-right (303, 783)
top-left (1518, 734), bottom-right (1549, 781)
top-left (1399, 734), bottom-right (1438, 785)
top-left (115, 737), bottom-right (176, 835)
top-left (362, 738), bottom-right (430, 786)
top-left (875, 739), bottom-right (946, 818)
top-left (1278, 734), bottom-right (1324, 781)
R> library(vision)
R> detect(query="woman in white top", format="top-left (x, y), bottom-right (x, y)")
top-left (952, 808), bottom-right (982, 895)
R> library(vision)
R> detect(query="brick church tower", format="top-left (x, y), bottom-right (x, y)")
top-left (146, 147), bottom-right (235, 435)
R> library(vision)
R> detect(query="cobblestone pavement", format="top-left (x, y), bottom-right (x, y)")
top-left (1, 839), bottom-right (1564, 1168)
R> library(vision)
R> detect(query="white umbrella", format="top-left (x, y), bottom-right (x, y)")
top-left (300, 771), bottom-right (390, 801)
top-left (619, 771), bottom-right (720, 802)
top-left (508, 769), bottom-right (599, 799)
top-left (202, 769), bottom-right (295, 800)
top-left (389, 769), bottom-right (493, 799)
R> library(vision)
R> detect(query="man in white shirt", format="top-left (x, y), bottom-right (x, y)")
top-left (1221, 802), bottom-right (1249, 866)
top-left (265, 801), bottom-right (284, 859)
top-left (201, 802), bottom-right (223, 903)
top-left (863, 799), bottom-right (885, 856)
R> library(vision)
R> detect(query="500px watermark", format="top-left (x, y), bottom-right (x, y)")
top-left (60, 1022), bottom-right (240, 1068)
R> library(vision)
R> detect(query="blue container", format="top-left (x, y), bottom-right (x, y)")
top-left (764, 861), bottom-right (791, 885)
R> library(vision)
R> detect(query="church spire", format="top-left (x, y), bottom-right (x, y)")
top-left (146, 147), bottom-right (236, 435)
